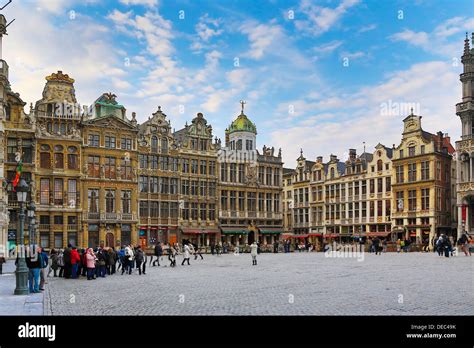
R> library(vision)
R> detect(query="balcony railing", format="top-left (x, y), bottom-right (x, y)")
top-left (121, 213), bottom-right (133, 220)
top-left (88, 212), bottom-right (100, 220)
top-left (105, 212), bottom-right (117, 220)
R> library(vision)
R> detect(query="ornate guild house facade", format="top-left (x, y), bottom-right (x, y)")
top-left (456, 33), bottom-right (474, 238)
top-left (218, 103), bottom-right (283, 247)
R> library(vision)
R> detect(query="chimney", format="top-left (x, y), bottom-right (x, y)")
top-left (317, 156), bottom-right (323, 163)
top-left (330, 154), bottom-right (338, 162)
top-left (349, 148), bottom-right (356, 160)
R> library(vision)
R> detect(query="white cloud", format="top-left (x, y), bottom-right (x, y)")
top-left (313, 40), bottom-right (343, 54)
top-left (295, 0), bottom-right (361, 36)
top-left (389, 16), bottom-right (474, 56)
top-left (119, 0), bottom-right (159, 7)
top-left (358, 23), bottom-right (377, 33)
top-left (240, 20), bottom-right (285, 60)
top-left (390, 30), bottom-right (430, 48)
top-left (272, 60), bottom-right (460, 164)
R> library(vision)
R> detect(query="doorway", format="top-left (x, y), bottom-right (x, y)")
top-left (106, 233), bottom-right (114, 248)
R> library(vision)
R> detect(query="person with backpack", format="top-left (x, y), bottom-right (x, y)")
top-left (122, 244), bottom-right (134, 275)
top-left (151, 242), bottom-right (163, 266)
top-left (47, 249), bottom-right (59, 277)
top-left (117, 246), bottom-right (125, 272)
top-left (97, 248), bottom-right (107, 277)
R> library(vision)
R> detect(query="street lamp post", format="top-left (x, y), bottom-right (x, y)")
top-left (27, 201), bottom-right (36, 245)
top-left (14, 178), bottom-right (29, 295)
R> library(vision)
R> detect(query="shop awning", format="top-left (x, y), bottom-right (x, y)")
top-left (181, 228), bottom-right (202, 234)
top-left (323, 234), bottom-right (339, 238)
top-left (308, 233), bottom-right (322, 237)
top-left (182, 228), bottom-right (219, 234)
top-left (221, 228), bottom-right (248, 235)
top-left (293, 235), bottom-right (308, 238)
top-left (260, 229), bottom-right (283, 234)
top-left (365, 232), bottom-right (391, 237)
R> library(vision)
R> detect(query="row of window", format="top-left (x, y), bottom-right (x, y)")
top-left (139, 155), bottom-right (180, 171)
top-left (88, 189), bottom-right (132, 214)
top-left (399, 145), bottom-right (425, 158)
top-left (229, 139), bottom-right (253, 151)
top-left (138, 176), bottom-right (218, 196)
top-left (220, 191), bottom-right (281, 213)
top-left (39, 178), bottom-right (78, 206)
top-left (396, 189), bottom-right (431, 212)
top-left (139, 201), bottom-right (216, 221)
top-left (87, 155), bottom-right (132, 179)
top-left (290, 178), bottom-right (392, 204)
top-left (88, 134), bottom-right (134, 150)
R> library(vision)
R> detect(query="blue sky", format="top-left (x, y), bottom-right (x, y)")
top-left (3, 0), bottom-right (474, 164)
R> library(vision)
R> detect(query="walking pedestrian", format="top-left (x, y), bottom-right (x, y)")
top-left (193, 243), bottom-right (203, 260)
top-left (459, 232), bottom-right (472, 256)
top-left (181, 241), bottom-right (191, 266)
top-left (373, 237), bottom-right (381, 255)
top-left (382, 239), bottom-right (388, 253)
top-left (250, 241), bottom-right (258, 265)
top-left (151, 242), bottom-right (163, 266)
top-left (135, 245), bottom-right (145, 275)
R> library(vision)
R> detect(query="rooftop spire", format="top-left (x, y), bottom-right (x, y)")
top-left (240, 100), bottom-right (246, 114)
top-left (464, 32), bottom-right (470, 55)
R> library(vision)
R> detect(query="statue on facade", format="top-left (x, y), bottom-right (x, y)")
top-left (116, 165), bottom-right (122, 179)
top-left (100, 164), bottom-right (105, 178)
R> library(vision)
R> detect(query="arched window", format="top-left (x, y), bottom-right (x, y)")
top-left (54, 145), bottom-right (64, 169)
top-left (236, 139), bottom-right (242, 150)
top-left (377, 159), bottom-right (383, 172)
top-left (151, 136), bottom-right (158, 153)
top-left (330, 168), bottom-right (335, 179)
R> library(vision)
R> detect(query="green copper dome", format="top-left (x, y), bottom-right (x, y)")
top-left (227, 112), bottom-right (257, 134)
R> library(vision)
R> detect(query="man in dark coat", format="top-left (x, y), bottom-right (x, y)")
top-left (63, 244), bottom-right (72, 279)
top-left (152, 242), bottom-right (163, 266)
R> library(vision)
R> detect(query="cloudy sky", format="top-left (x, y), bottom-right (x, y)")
top-left (3, 0), bottom-right (474, 166)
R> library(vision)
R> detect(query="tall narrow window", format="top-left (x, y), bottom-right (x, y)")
top-left (88, 189), bottom-right (99, 213)
top-left (67, 179), bottom-right (77, 208)
top-left (151, 136), bottom-right (158, 153)
top-left (54, 178), bottom-right (64, 205)
top-left (121, 190), bottom-right (131, 214)
top-left (105, 157), bottom-right (116, 179)
top-left (88, 156), bottom-right (100, 177)
top-left (40, 179), bottom-right (50, 205)
top-left (105, 190), bottom-right (115, 213)
top-left (40, 152), bottom-right (51, 169)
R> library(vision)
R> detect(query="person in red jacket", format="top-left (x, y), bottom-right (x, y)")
top-left (70, 246), bottom-right (81, 279)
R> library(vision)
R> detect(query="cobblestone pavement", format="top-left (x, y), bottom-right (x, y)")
top-left (45, 252), bottom-right (474, 315)
top-left (0, 262), bottom-right (44, 315)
